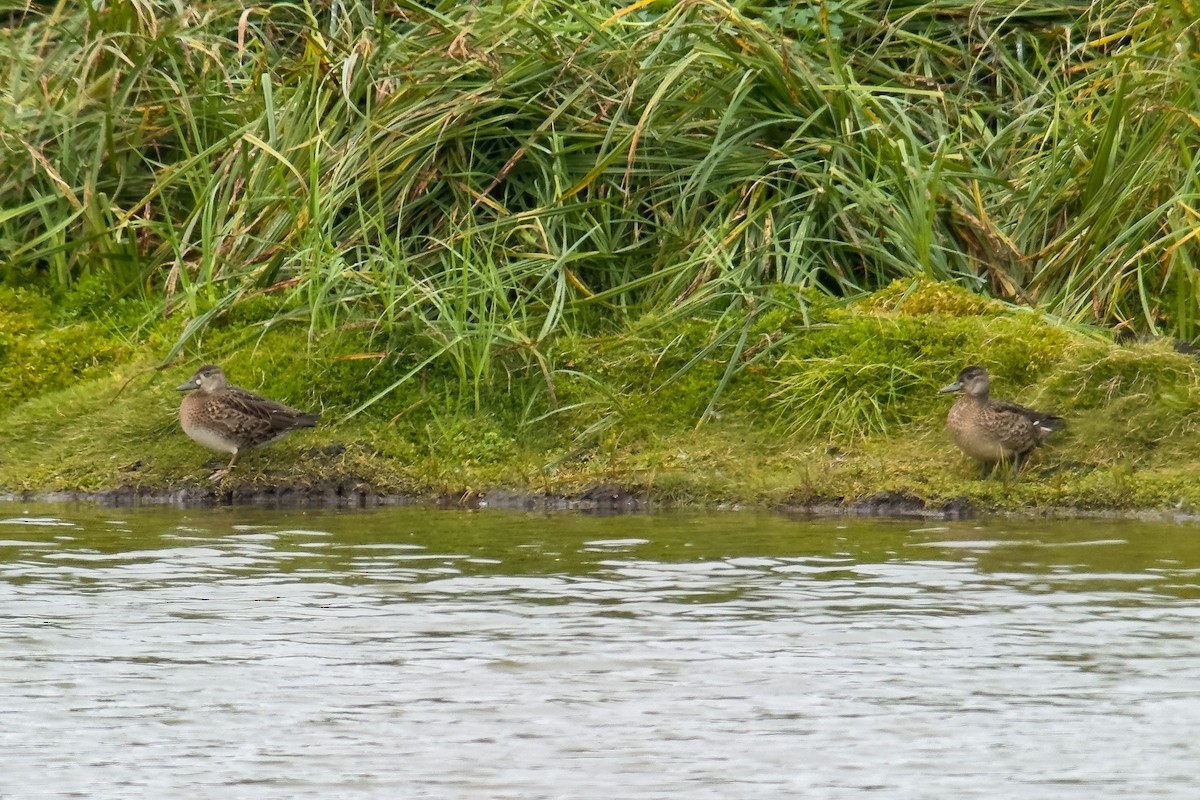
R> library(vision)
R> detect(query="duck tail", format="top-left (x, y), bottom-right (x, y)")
top-left (1033, 413), bottom-right (1066, 433)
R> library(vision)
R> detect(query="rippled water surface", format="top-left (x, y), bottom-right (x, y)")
top-left (2, 503), bottom-right (1199, 799)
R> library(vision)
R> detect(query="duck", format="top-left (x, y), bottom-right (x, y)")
top-left (938, 366), bottom-right (1065, 479)
top-left (177, 365), bottom-right (319, 481)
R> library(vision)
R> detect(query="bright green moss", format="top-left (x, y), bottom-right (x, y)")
top-left (0, 287), bottom-right (132, 413)
top-left (857, 276), bottom-right (1005, 317)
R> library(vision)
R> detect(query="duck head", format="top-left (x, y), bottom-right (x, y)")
top-left (939, 366), bottom-right (991, 398)
top-left (177, 365), bottom-right (229, 393)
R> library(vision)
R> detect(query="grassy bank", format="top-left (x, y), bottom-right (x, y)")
top-left (4, 277), bottom-right (1200, 513)
top-left (2, 3), bottom-right (1200, 511)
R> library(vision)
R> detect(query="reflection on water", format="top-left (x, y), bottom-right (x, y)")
top-left (2, 504), bottom-right (1199, 799)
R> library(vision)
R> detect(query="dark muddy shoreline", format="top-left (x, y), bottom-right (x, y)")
top-left (3, 480), bottom-right (976, 518)
top-left (7, 481), bottom-right (1200, 522)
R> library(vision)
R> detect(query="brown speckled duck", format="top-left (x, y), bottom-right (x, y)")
top-left (177, 365), bottom-right (319, 481)
top-left (939, 366), bottom-right (1065, 479)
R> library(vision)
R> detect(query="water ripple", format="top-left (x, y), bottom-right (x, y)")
top-left (0, 506), bottom-right (1198, 799)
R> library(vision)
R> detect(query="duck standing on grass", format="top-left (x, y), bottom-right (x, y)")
top-left (939, 366), bottom-right (1065, 480)
top-left (177, 365), bottom-right (319, 481)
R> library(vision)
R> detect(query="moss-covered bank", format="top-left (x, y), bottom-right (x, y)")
top-left (3, 278), bottom-right (1200, 515)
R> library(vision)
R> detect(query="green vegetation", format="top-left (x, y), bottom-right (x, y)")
top-left (1, 2), bottom-right (1199, 511)
top-left (3, 276), bottom-right (1200, 513)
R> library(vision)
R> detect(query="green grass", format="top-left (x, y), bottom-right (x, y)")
top-left (3, 3), bottom-right (1199, 393)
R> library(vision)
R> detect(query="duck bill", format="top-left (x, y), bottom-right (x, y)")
top-left (176, 376), bottom-right (200, 391)
top-left (938, 380), bottom-right (962, 394)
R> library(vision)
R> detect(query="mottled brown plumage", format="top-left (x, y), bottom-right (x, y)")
top-left (939, 366), bottom-right (1065, 479)
top-left (177, 365), bottom-right (319, 480)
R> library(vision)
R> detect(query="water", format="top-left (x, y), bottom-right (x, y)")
top-left (1, 503), bottom-right (1198, 799)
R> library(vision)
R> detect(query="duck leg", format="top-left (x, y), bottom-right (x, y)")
top-left (978, 460), bottom-right (996, 480)
top-left (208, 450), bottom-right (240, 482)
top-left (1008, 451), bottom-right (1025, 481)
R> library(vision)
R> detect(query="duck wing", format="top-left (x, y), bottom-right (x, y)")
top-left (220, 387), bottom-right (320, 444)
top-left (991, 399), bottom-right (1066, 433)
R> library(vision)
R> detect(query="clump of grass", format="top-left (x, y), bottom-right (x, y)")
top-left (3, 0), bottom-right (1199, 421)
top-left (770, 359), bottom-right (930, 439)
